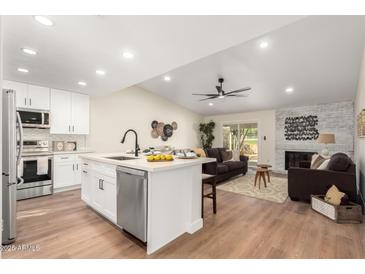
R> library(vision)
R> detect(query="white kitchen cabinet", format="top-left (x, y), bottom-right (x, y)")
top-left (53, 154), bottom-right (82, 190)
top-left (50, 89), bottom-right (89, 135)
top-left (3, 80), bottom-right (50, 110)
top-left (27, 84), bottom-right (50, 110)
top-left (80, 161), bottom-right (117, 223)
top-left (71, 93), bottom-right (90, 134)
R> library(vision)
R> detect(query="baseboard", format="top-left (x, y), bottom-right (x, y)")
top-left (53, 184), bottom-right (81, 193)
top-left (187, 218), bottom-right (203, 234)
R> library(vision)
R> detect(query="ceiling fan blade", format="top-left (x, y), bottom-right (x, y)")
top-left (226, 94), bottom-right (249, 97)
top-left (192, 93), bottom-right (220, 96)
top-left (225, 87), bottom-right (251, 95)
top-left (199, 96), bottom-right (219, 101)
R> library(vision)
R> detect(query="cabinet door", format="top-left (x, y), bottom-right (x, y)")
top-left (91, 174), bottom-right (104, 212)
top-left (73, 160), bottom-right (82, 185)
top-left (71, 93), bottom-right (89, 134)
top-left (3, 80), bottom-right (28, 108)
top-left (101, 175), bottom-right (116, 222)
top-left (50, 89), bottom-right (72, 134)
top-left (81, 168), bottom-right (91, 203)
top-left (53, 162), bottom-right (75, 189)
top-left (28, 84), bottom-right (50, 110)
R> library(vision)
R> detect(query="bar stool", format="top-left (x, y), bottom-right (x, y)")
top-left (202, 173), bottom-right (217, 218)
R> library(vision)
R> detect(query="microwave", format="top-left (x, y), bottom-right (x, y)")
top-left (18, 110), bottom-right (50, 129)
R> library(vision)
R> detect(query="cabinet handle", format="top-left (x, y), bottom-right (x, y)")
top-left (60, 157), bottom-right (69, 160)
top-left (29, 98), bottom-right (32, 106)
top-left (24, 98), bottom-right (27, 106)
top-left (83, 170), bottom-right (88, 174)
top-left (69, 125), bottom-right (71, 132)
top-left (72, 164), bottom-right (75, 171)
top-left (76, 163), bottom-right (79, 170)
top-left (72, 125), bottom-right (75, 132)
top-left (100, 179), bottom-right (104, 190)
top-left (83, 163), bottom-right (88, 166)
top-left (98, 179), bottom-right (102, 190)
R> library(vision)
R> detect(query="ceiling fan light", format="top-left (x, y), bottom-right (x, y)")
top-left (218, 95), bottom-right (225, 99)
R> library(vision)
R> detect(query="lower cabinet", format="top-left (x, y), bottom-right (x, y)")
top-left (53, 154), bottom-right (81, 190)
top-left (80, 161), bottom-right (117, 223)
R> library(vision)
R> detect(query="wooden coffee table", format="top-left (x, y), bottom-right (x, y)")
top-left (257, 164), bottom-right (272, 183)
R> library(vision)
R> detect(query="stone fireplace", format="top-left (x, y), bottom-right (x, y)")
top-left (285, 151), bottom-right (316, 170)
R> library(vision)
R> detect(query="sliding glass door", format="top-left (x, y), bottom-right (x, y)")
top-left (222, 122), bottom-right (258, 166)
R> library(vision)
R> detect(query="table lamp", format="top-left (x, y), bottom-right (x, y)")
top-left (316, 133), bottom-right (335, 156)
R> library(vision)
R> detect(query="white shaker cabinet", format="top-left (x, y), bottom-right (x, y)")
top-left (3, 80), bottom-right (50, 110)
top-left (50, 89), bottom-right (89, 134)
top-left (53, 154), bottom-right (82, 190)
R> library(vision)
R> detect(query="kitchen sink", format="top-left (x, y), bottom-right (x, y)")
top-left (104, 156), bottom-right (137, 161)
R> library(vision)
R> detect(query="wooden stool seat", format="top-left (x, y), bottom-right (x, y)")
top-left (254, 167), bottom-right (271, 189)
top-left (202, 173), bottom-right (217, 218)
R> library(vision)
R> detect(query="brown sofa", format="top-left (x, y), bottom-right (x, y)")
top-left (203, 148), bottom-right (248, 183)
top-left (288, 153), bottom-right (357, 202)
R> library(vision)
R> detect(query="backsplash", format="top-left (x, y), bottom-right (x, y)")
top-left (23, 128), bottom-right (87, 151)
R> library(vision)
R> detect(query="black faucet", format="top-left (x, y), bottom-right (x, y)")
top-left (121, 129), bottom-right (140, 157)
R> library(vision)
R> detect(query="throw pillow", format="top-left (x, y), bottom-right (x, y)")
top-left (327, 153), bottom-right (352, 172)
top-left (325, 185), bottom-right (346, 206)
top-left (317, 159), bottom-right (330, 170)
top-left (311, 154), bottom-right (326, 169)
top-left (221, 150), bottom-right (233, 162)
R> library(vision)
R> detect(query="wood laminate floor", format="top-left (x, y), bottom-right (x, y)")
top-left (2, 186), bottom-right (365, 259)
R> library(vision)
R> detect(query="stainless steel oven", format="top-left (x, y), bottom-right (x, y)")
top-left (18, 110), bottom-right (50, 129)
top-left (17, 140), bottom-right (53, 200)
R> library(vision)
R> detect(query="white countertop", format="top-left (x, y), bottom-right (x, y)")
top-left (79, 152), bottom-right (216, 172)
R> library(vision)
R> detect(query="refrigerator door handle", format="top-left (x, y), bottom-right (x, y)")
top-left (16, 111), bottom-right (24, 186)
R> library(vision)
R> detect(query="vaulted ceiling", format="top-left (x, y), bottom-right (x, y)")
top-left (3, 15), bottom-right (304, 96)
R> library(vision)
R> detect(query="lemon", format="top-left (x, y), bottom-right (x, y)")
top-left (160, 155), bottom-right (166, 160)
top-left (166, 155), bottom-right (173, 161)
top-left (147, 155), bottom-right (154, 161)
top-left (154, 155), bottom-right (161, 161)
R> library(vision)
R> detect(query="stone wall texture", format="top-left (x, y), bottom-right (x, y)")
top-left (275, 101), bottom-right (354, 171)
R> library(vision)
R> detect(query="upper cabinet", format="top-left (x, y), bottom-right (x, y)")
top-left (3, 80), bottom-right (50, 110)
top-left (50, 89), bottom-right (90, 135)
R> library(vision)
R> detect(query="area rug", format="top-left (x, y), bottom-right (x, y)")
top-left (217, 174), bottom-right (288, 203)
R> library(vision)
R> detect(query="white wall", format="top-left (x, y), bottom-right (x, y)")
top-left (87, 86), bottom-right (203, 153)
top-left (204, 110), bottom-right (276, 168)
top-left (355, 47), bottom-right (365, 203)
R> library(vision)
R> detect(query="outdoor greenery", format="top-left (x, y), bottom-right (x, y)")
top-left (199, 121), bottom-right (216, 149)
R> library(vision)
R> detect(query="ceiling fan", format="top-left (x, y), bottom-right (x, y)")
top-left (192, 78), bottom-right (252, 101)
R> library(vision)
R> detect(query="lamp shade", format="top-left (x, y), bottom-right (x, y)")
top-left (316, 133), bottom-right (335, 144)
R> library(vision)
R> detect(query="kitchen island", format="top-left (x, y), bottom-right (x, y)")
top-left (78, 153), bottom-right (215, 255)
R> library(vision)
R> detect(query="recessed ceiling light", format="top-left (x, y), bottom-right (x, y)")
top-left (78, 81), bottom-right (87, 86)
top-left (259, 41), bottom-right (269, 49)
top-left (96, 70), bottom-right (106, 76)
top-left (285, 87), bottom-right (294, 93)
top-left (122, 51), bottom-right (134, 59)
top-left (17, 68), bottom-right (29, 73)
top-left (163, 75), bottom-right (171, 82)
top-left (21, 48), bottom-right (37, 55)
top-left (34, 15), bottom-right (54, 26)
top-left (209, 102), bottom-right (214, 106)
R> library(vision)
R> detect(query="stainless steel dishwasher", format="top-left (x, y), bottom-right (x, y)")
top-left (116, 166), bottom-right (148, 243)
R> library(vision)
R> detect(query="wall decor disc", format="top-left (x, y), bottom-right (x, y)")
top-left (163, 124), bottom-right (174, 137)
top-left (151, 120), bottom-right (158, 129)
top-left (156, 122), bottom-right (165, 136)
top-left (161, 135), bottom-right (168, 141)
top-left (171, 121), bottom-right (178, 130)
top-left (151, 129), bottom-right (159, 138)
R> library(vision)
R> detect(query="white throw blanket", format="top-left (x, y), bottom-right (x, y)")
top-left (37, 157), bottom-right (49, 175)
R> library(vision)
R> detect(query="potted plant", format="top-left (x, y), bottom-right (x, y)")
top-left (199, 121), bottom-right (215, 149)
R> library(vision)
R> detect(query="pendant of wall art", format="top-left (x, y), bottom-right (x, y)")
top-left (150, 120), bottom-right (178, 141)
top-left (284, 115), bottom-right (319, 141)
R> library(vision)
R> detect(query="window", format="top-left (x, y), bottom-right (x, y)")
top-left (222, 122), bottom-right (258, 166)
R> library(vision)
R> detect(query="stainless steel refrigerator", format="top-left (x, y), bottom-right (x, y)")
top-left (2, 89), bottom-right (23, 245)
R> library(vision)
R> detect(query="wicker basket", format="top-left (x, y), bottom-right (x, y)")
top-left (311, 195), bottom-right (363, 224)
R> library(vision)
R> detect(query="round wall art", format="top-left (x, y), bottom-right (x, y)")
top-left (151, 120), bottom-right (178, 141)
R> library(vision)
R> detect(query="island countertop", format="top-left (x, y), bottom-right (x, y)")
top-left (79, 152), bottom-right (216, 172)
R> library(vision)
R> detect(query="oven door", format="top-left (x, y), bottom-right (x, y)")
top-left (17, 156), bottom-right (53, 200)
